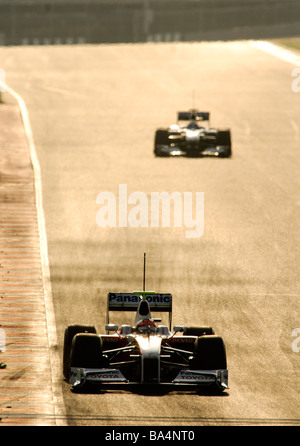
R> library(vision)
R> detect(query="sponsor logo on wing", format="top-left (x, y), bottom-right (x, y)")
top-left (177, 370), bottom-right (215, 381)
top-left (86, 370), bottom-right (125, 381)
top-left (109, 293), bottom-right (171, 304)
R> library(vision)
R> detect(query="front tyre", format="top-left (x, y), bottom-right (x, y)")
top-left (70, 333), bottom-right (104, 369)
top-left (154, 129), bottom-right (169, 157)
top-left (216, 130), bottom-right (232, 157)
top-left (63, 325), bottom-right (96, 380)
top-left (190, 335), bottom-right (227, 370)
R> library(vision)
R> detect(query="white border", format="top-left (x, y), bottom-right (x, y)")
top-left (2, 40), bottom-right (298, 425)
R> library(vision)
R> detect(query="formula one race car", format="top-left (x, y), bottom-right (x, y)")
top-left (63, 288), bottom-right (228, 392)
top-left (154, 110), bottom-right (231, 157)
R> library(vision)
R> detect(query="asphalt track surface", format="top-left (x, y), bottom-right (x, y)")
top-left (0, 41), bottom-right (300, 426)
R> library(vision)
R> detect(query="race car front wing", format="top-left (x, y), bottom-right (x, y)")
top-left (70, 367), bottom-right (228, 390)
top-left (156, 144), bottom-right (230, 157)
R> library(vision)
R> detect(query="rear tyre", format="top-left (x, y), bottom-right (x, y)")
top-left (63, 325), bottom-right (96, 380)
top-left (190, 335), bottom-right (227, 370)
top-left (184, 327), bottom-right (214, 336)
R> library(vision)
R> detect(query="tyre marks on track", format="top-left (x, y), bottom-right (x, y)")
top-left (0, 103), bottom-right (59, 425)
top-left (51, 414), bottom-right (300, 426)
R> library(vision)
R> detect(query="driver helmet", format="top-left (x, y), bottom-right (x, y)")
top-left (187, 122), bottom-right (199, 129)
top-left (136, 319), bottom-right (157, 333)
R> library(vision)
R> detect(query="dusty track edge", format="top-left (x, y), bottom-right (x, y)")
top-left (5, 84), bottom-right (66, 426)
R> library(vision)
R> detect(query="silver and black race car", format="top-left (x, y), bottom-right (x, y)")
top-left (154, 110), bottom-right (231, 157)
top-left (63, 286), bottom-right (228, 392)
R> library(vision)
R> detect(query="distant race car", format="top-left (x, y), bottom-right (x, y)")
top-left (154, 109), bottom-right (232, 157)
top-left (63, 265), bottom-right (228, 392)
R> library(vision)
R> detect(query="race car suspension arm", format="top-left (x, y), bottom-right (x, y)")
top-left (104, 345), bottom-right (137, 363)
top-left (161, 345), bottom-right (192, 357)
top-left (161, 345), bottom-right (191, 366)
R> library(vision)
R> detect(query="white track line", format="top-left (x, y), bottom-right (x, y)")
top-left (250, 40), bottom-right (300, 66)
top-left (4, 85), bottom-right (66, 425)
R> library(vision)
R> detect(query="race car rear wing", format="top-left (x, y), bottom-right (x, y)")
top-left (107, 292), bottom-right (173, 328)
top-left (177, 111), bottom-right (210, 122)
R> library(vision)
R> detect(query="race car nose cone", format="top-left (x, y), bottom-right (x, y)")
top-left (186, 129), bottom-right (201, 143)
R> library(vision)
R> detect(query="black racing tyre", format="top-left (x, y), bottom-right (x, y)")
top-left (190, 335), bottom-right (227, 370)
top-left (216, 130), bottom-right (231, 157)
top-left (184, 326), bottom-right (214, 336)
top-left (154, 129), bottom-right (169, 156)
top-left (63, 324), bottom-right (96, 379)
top-left (155, 129), bottom-right (169, 145)
top-left (70, 333), bottom-right (104, 369)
